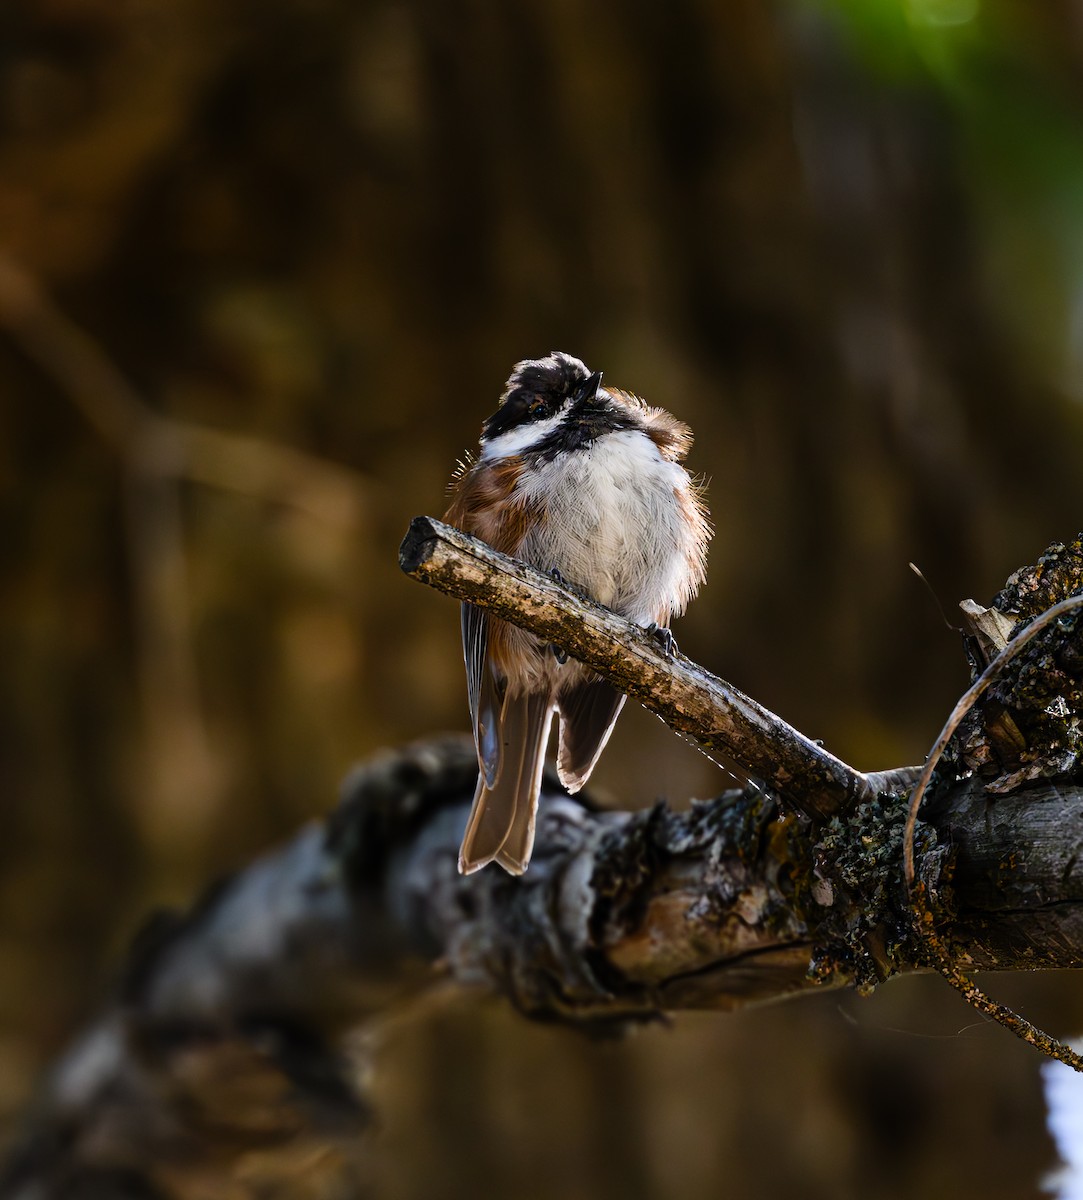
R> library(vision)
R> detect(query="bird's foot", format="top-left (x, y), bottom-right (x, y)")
top-left (645, 623), bottom-right (678, 658)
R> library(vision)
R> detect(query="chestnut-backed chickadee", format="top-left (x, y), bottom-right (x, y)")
top-left (445, 352), bottom-right (711, 875)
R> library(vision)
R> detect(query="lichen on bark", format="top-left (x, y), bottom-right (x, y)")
top-left (950, 536), bottom-right (1083, 795)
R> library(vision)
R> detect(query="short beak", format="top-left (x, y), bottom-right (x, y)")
top-left (578, 370), bottom-right (603, 403)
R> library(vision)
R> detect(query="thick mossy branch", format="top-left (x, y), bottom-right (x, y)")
top-left (808, 788), bottom-right (948, 993)
top-left (4, 747), bottom-right (1083, 1194)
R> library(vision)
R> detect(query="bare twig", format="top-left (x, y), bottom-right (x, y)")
top-left (904, 593), bottom-right (1083, 1073)
top-left (399, 515), bottom-right (871, 820)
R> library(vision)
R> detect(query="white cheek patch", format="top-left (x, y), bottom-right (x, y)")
top-left (480, 411), bottom-right (565, 460)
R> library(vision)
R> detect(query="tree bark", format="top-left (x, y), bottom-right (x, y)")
top-left (3, 533), bottom-right (1082, 1197)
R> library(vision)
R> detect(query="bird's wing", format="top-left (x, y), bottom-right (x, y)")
top-left (462, 602), bottom-right (503, 788)
top-left (555, 676), bottom-right (627, 793)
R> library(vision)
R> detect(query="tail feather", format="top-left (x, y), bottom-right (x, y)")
top-left (458, 691), bottom-right (554, 875)
top-left (556, 676), bottom-right (626, 793)
top-left (494, 710), bottom-right (550, 873)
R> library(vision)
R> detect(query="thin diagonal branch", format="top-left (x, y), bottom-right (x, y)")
top-left (399, 515), bottom-right (870, 819)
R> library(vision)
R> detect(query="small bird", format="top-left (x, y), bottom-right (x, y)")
top-left (445, 352), bottom-right (711, 875)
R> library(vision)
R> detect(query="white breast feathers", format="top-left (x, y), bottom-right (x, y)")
top-left (516, 429), bottom-right (697, 624)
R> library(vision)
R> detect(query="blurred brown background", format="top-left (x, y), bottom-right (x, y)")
top-left (2, 0), bottom-right (1083, 1195)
